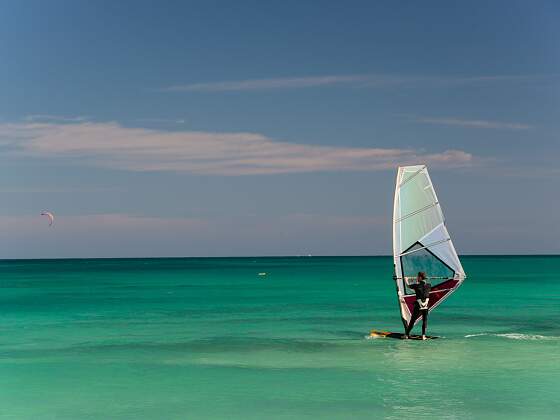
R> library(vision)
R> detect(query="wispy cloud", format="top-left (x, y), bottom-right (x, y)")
top-left (0, 186), bottom-right (118, 193)
top-left (0, 214), bottom-right (209, 258)
top-left (135, 118), bottom-right (186, 124)
top-left (414, 117), bottom-right (531, 130)
top-left (0, 213), bottom-right (385, 258)
top-left (160, 75), bottom-right (372, 92)
top-left (0, 214), bottom-right (207, 231)
top-left (282, 213), bottom-right (386, 228)
top-left (0, 121), bottom-right (473, 175)
top-left (159, 73), bottom-right (557, 93)
top-left (24, 114), bottom-right (90, 122)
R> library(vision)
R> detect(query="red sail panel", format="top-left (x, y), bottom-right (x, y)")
top-left (404, 295), bottom-right (416, 314)
top-left (403, 279), bottom-right (459, 314)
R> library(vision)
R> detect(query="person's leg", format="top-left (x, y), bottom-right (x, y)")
top-left (421, 310), bottom-right (428, 336)
top-left (406, 306), bottom-right (420, 336)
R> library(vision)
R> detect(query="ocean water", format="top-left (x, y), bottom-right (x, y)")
top-left (0, 256), bottom-right (559, 419)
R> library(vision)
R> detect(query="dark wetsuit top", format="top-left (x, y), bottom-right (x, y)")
top-left (409, 281), bottom-right (431, 302)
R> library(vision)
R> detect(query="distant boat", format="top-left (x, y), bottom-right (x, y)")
top-left (392, 165), bottom-right (466, 330)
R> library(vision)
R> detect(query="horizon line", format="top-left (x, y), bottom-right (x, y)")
top-left (0, 253), bottom-right (558, 261)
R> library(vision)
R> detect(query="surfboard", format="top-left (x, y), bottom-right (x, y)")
top-left (368, 329), bottom-right (438, 340)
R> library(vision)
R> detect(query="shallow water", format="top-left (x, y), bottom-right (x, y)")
top-left (1, 256), bottom-right (559, 419)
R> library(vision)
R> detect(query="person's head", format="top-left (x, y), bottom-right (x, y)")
top-left (417, 272), bottom-right (427, 282)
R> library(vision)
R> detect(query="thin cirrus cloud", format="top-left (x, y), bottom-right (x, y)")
top-left (160, 75), bottom-right (373, 92)
top-left (0, 213), bottom-right (385, 258)
top-left (0, 121), bottom-right (473, 175)
top-left (0, 214), bottom-right (207, 232)
top-left (0, 214), bottom-right (209, 258)
top-left (414, 117), bottom-right (531, 130)
top-left (158, 73), bottom-right (555, 92)
top-left (23, 114), bottom-right (91, 122)
top-left (135, 117), bottom-right (186, 124)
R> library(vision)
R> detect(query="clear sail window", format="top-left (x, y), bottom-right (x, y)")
top-left (400, 242), bottom-right (455, 294)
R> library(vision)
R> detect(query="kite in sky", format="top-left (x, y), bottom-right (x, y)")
top-left (41, 211), bottom-right (54, 227)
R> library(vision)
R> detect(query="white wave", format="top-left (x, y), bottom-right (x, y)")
top-left (497, 333), bottom-right (554, 340)
top-left (465, 333), bottom-right (557, 340)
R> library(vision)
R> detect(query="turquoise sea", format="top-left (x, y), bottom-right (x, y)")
top-left (1, 256), bottom-right (559, 419)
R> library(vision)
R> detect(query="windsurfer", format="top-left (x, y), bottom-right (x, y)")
top-left (404, 271), bottom-right (431, 340)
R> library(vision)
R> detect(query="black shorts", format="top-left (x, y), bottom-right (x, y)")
top-left (413, 304), bottom-right (428, 315)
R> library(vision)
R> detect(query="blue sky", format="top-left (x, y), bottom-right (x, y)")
top-left (0, 0), bottom-right (558, 257)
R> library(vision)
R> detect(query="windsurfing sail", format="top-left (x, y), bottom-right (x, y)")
top-left (393, 165), bottom-right (466, 329)
top-left (41, 211), bottom-right (54, 227)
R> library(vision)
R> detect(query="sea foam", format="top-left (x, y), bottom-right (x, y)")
top-left (465, 333), bottom-right (556, 340)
